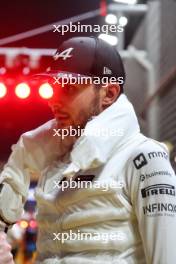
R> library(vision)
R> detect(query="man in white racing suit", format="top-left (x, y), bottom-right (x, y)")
top-left (0, 37), bottom-right (176, 264)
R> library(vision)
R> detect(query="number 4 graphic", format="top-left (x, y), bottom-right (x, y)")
top-left (53, 47), bottom-right (74, 61)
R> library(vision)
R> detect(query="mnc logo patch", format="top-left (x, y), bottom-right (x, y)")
top-left (133, 153), bottom-right (148, 169)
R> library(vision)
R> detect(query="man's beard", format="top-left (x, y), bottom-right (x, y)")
top-left (77, 92), bottom-right (101, 130)
top-left (59, 93), bottom-right (101, 152)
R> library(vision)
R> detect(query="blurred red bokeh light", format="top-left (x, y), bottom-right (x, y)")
top-left (39, 83), bottom-right (53, 99)
top-left (0, 82), bottom-right (7, 98)
top-left (15, 83), bottom-right (31, 99)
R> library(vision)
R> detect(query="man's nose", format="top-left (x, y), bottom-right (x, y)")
top-left (48, 94), bottom-right (63, 109)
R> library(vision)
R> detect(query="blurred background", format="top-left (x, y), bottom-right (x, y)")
top-left (0, 0), bottom-right (176, 263)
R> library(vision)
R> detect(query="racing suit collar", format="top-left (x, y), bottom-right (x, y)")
top-left (63, 94), bottom-right (140, 178)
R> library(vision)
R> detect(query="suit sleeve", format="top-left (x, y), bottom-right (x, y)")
top-left (0, 135), bottom-right (32, 228)
top-left (0, 119), bottom-right (58, 229)
top-left (126, 141), bottom-right (176, 264)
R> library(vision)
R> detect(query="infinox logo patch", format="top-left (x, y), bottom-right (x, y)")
top-left (143, 203), bottom-right (176, 215)
top-left (141, 184), bottom-right (175, 198)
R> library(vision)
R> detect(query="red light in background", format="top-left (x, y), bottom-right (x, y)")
top-left (39, 83), bottom-right (53, 99)
top-left (19, 220), bottom-right (29, 229)
top-left (0, 82), bottom-right (7, 98)
top-left (15, 83), bottom-right (31, 99)
top-left (100, 0), bottom-right (107, 16)
top-left (29, 219), bottom-right (37, 229)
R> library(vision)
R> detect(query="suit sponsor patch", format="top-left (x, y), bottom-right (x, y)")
top-left (133, 150), bottom-right (169, 170)
top-left (141, 184), bottom-right (176, 198)
top-left (133, 153), bottom-right (148, 169)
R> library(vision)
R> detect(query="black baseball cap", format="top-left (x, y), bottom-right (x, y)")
top-left (36, 36), bottom-right (125, 90)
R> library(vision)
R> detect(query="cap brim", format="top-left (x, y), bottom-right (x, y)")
top-left (32, 70), bottom-right (92, 80)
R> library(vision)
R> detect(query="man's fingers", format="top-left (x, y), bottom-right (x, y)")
top-left (2, 252), bottom-right (14, 264)
top-left (0, 232), bottom-right (14, 264)
top-left (0, 251), bottom-right (14, 264)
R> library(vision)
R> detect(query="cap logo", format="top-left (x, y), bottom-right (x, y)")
top-left (103, 66), bottom-right (112, 75)
top-left (53, 47), bottom-right (74, 61)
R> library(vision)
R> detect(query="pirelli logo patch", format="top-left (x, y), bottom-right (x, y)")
top-left (141, 184), bottom-right (176, 198)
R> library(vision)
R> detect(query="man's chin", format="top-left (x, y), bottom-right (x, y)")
top-left (56, 118), bottom-right (72, 129)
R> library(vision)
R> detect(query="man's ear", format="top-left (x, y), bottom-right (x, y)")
top-left (101, 83), bottom-right (121, 109)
